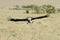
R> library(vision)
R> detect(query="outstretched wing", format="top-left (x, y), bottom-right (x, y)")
top-left (9, 18), bottom-right (28, 22)
top-left (32, 15), bottom-right (49, 20)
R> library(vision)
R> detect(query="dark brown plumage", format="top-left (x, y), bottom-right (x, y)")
top-left (9, 15), bottom-right (49, 23)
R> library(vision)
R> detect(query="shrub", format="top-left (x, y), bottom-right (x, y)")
top-left (42, 4), bottom-right (56, 14)
top-left (26, 10), bottom-right (29, 14)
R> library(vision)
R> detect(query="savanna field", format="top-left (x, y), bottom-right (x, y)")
top-left (0, 10), bottom-right (60, 40)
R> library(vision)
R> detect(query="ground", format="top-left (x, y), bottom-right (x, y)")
top-left (0, 10), bottom-right (60, 40)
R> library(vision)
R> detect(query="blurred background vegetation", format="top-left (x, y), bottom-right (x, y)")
top-left (9, 4), bottom-right (60, 14)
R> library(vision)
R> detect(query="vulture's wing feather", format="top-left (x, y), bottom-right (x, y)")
top-left (32, 15), bottom-right (49, 20)
top-left (9, 18), bottom-right (28, 22)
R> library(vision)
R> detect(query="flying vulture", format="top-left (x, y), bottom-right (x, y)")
top-left (9, 15), bottom-right (49, 24)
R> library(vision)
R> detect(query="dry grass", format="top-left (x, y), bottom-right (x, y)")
top-left (0, 10), bottom-right (60, 40)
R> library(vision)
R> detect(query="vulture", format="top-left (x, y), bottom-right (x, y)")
top-left (9, 15), bottom-right (49, 24)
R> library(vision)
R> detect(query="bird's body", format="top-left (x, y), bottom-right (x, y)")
top-left (27, 17), bottom-right (33, 24)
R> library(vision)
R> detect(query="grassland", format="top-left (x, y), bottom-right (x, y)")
top-left (0, 10), bottom-right (60, 40)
